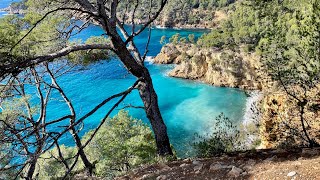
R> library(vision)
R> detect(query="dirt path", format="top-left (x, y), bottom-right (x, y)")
top-left (117, 148), bottom-right (320, 180)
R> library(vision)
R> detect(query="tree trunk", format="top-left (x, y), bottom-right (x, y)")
top-left (299, 105), bottom-right (318, 147)
top-left (26, 158), bottom-right (37, 180)
top-left (71, 128), bottom-right (94, 175)
top-left (108, 32), bottom-right (173, 156)
top-left (138, 70), bottom-right (173, 155)
top-left (26, 140), bottom-right (43, 179)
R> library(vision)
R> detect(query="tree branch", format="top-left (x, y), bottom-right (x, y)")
top-left (1, 44), bottom-right (114, 78)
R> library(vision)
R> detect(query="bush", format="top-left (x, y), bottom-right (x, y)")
top-left (188, 34), bottom-right (195, 44)
top-left (36, 146), bottom-right (81, 180)
top-left (169, 33), bottom-right (181, 45)
top-left (193, 113), bottom-right (242, 157)
top-left (197, 29), bottom-right (233, 48)
top-left (35, 110), bottom-right (158, 179)
top-left (83, 110), bottom-right (157, 177)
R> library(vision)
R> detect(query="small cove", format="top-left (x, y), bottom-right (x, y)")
top-left (0, 8), bottom-right (249, 157)
top-left (53, 26), bottom-right (248, 156)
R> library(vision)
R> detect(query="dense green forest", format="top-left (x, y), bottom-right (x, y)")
top-left (168, 0), bottom-right (320, 148)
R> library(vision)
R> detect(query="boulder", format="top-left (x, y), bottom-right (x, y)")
top-left (227, 166), bottom-right (243, 177)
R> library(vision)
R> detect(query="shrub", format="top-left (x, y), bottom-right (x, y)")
top-left (36, 146), bottom-right (81, 180)
top-left (193, 113), bottom-right (243, 157)
top-left (169, 33), bottom-right (181, 45)
top-left (35, 110), bottom-right (158, 179)
top-left (188, 34), bottom-right (195, 44)
top-left (83, 110), bottom-right (157, 177)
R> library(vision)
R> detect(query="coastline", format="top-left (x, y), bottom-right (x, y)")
top-left (152, 25), bottom-right (212, 31)
top-left (151, 44), bottom-right (267, 149)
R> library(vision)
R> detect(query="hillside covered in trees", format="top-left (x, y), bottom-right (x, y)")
top-left (155, 0), bottom-right (320, 149)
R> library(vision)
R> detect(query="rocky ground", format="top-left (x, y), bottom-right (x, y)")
top-left (116, 147), bottom-right (320, 180)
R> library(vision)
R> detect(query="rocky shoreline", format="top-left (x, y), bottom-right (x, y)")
top-left (153, 43), bottom-right (267, 148)
top-left (153, 43), bottom-right (272, 90)
top-left (153, 42), bottom-right (320, 149)
top-left (0, 6), bottom-right (24, 15)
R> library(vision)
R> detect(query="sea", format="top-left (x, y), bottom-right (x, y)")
top-left (0, 0), bottom-right (252, 157)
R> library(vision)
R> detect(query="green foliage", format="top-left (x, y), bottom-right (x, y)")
top-left (83, 110), bottom-right (157, 177)
top-left (169, 33), bottom-right (197, 45)
top-left (197, 0), bottom-right (320, 147)
top-left (35, 111), bottom-right (157, 179)
top-left (161, 0), bottom-right (236, 27)
top-left (193, 113), bottom-right (242, 157)
top-left (36, 146), bottom-right (82, 180)
top-left (197, 1), bottom-right (263, 48)
top-left (0, 144), bottom-right (16, 180)
top-left (169, 33), bottom-right (181, 45)
top-left (0, 0), bottom-right (114, 68)
top-left (256, 0), bottom-right (320, 86)
top-left (255, 0), bottom-right (320, 146)
top-left (68, 37), bottom-right (113, 65)
top-left (0, 96), bottom-right (35, 125)
top-left (160, 35), bottom-right (166, 45)
top-left (0, 97), bottom-right (36, 179)
top-left (0, 15), bottom-right (26, 65)
top-left (197, 29), bottom-right (233, 48)
top-left (188, 34), bottom-right (195, 44)
top-left (0, 0), bottom-right (69, 67)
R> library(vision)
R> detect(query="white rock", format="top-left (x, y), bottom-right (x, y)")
top-left (183, 158), bottom-right (191, 162)
top-left (156, 175), bottom-right (167, 180)
top-left (209, 163), bottom-right (228, 171)
top-left (142, 174), bottom-right (151, 179)
top-left (194, 163), bottom-right (203, 172)
top-left (227, 166), bottom-right (243, 177)
top-left (179, 163), bottom-right (188, 167)
top-left (192, 160), bottom-right (201, 165)
top-left (293, 161), bottom-right (302, 166)
top-left (287, 171), bottom-right (297, 177)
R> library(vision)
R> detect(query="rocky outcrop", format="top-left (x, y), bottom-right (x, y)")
top-left (0, 3), bottom-right (25, 15)
top-left (154, 43), bottom-right (271, 90)
top-left (154, 43), bottom-right (320, 148)
top-left (260, 89), bottom-right (320, 148)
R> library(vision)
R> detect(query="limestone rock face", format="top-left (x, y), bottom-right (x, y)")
top-left (154, 43), bottom-right (270, 90)
top-left (154, 44), bottom-right (180, 64)
top-left (259, 88), bottom-right (320, 148)
top-left (154, 43), bottom-right (320, 148)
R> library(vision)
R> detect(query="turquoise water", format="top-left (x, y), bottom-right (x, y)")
top-left (46, 25), bottom-right (247, 156)
top-left (0, 3), bottom-right (248, 157)
top-left (0, 0), bottom-right (20, 16)
top-left (0, 0), bottom-right (19, 8)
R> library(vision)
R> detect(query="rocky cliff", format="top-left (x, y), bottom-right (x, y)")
top-left (154, 43), bottom-right (320, 148)
top-left (260, 89), bottom-right (320, 148)
top-left (154, 43), bottom-right (271, 90)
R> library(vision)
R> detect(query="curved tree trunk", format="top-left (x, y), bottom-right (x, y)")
top-left (108, 32), bottom-right (173, 155)
top-left (138, 70), bottom-right (173, 155)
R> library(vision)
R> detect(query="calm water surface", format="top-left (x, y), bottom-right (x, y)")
top-left (0, 1), bottom-right (247, 156)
